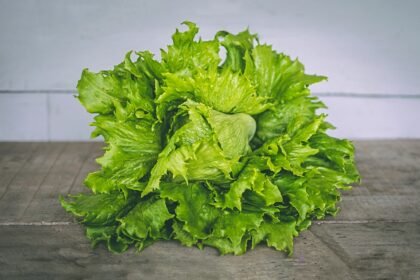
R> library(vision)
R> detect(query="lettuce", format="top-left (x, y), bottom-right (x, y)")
top-left (60, 22), bottom-right (360, 255)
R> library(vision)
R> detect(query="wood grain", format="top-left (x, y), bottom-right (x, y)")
top-left (0, 226), bottom-right (355, 280)
top-left (0, 140), bottom-right (419, 279)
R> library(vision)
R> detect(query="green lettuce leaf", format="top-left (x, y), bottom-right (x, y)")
top-left (61, 21), bottom-right (360, 256)
top-left (60, 192), bottom-right (137, 226)
top-left (160, 183), bottom-right (221, 239)
top-left (117, 198), bottom-right (173, 241)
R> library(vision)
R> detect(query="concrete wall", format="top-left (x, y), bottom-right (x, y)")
top-left (1, 0), bottom-right (419, 140)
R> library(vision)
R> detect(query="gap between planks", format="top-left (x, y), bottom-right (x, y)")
top-left (0, 220), bottom-right (416, 227)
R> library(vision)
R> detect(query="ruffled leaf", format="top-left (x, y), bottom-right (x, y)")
top-left (61, 22), bottom-right (360, 256)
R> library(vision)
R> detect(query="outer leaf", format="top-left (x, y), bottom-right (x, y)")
top-left (86, 225), bottom-right (132, 253)
top-left (217, 29), bottom-right (257, 72)
top-left (118, 199), bottom-right (173, 241)
top-left (210, 211), bottom-right (263, 254)
top-left (172, 220), bottom-right (196, 247)
top-left (251, 221), bottom-right (298, 254)
top-left (213, 163), bottom-right (282, 211)
top-left (160, 183), bottom-right (221, 239)
top-left (60, 192), bottom-right (136, 226)
top-left (77, 69), bottom-right (118, 114)
top-left (89, 116), bottom-right (161, 193)
top-left (161, 21), bottom-right (220, 75)
top-left (193, 68), bottom-right (271, 115)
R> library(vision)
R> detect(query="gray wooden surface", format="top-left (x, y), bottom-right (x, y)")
top-left (0, 141), bottom-right (419, 280)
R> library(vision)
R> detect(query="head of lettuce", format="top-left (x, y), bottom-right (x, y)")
top-left (60, 22), bottom-right (360, 255)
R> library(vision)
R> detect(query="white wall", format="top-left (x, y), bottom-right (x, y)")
top-left (1, 0), bottom-right (419, 140)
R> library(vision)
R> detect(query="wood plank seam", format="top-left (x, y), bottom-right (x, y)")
top-left (311, 231), bottom-right (360, 279)
top-left (18, 143), bottom-right (67, 220)
top-left (0, 222), bottom-right (72, 226)
top-left (0, 143), bottom-right (40, 201)
top-left (310, 228), bottom-right (361, 280)
top-left (66, 142), bottom-right (96, 195)
top-left (0, 220), bottom-right (416, 226)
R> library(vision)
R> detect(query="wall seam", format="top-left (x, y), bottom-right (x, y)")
top-left (1, 90), bottom-right (420, 99)
top-left (46, 93), bottom-right (51, 141)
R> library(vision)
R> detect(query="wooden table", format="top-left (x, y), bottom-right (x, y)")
top-left (0, 141), bottom-right (419, 279)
